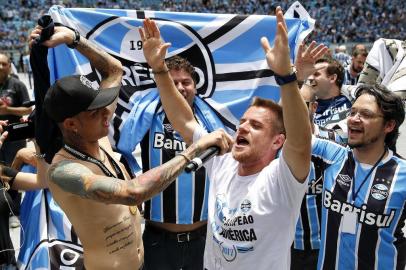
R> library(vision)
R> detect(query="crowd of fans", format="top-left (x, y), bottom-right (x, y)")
top-left (1, 0), bottom-right (405, 53)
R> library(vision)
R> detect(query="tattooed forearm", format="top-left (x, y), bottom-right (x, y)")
top-left (49, 143), bottom-right (204, 206)
top-left (133, 142), bottom-right (202, 203)
top-left (75, 36), bottom-right (122, 83)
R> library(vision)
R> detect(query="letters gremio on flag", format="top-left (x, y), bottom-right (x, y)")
top-left (47, 1), bottom-right (314, 146)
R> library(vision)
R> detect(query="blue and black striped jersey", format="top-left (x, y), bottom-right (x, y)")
top-left (294, 127), bottom-right (345, 250)
top-left (313, 138), bottom-right (406, 270)
top-left (141, 105), bottom-right (210, 224)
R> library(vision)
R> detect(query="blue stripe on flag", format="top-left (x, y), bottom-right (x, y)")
top-left (210, 85), bottom-right (281, 120)
top-left (94, 8), bottom-right (129, 17)
top-left (94, 23), bottom-right (133, 54)
top-left (65, 8), bottom-right (113, 29)
top-left (160, 24), bottom-right (195, 52)
top-left (153, 11), bottom-right (218, 31)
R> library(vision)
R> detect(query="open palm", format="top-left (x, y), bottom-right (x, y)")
top-left (139, 19), bottom-right (171, 72)
top-left (261, 7), bottom-right (291, 76)
top-left (295, 41), bottom-right (328, 80)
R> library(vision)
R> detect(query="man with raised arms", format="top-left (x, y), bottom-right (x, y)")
top-left (139, 7), bottom-right (322, 269)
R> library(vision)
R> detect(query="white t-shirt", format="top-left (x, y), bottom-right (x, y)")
top-left (193, 127), bottom-right (308, 270)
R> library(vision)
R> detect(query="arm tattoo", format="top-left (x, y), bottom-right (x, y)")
top-left (76, 37), bottom-right (122, 84)
top-left (48, 161), bottom-right (131, 204)
top-left (48, 143), bottom-right (203, 205)
top-left (133, 142), bottom-right (202, 203)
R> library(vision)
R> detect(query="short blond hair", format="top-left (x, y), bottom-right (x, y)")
top-left (249, 97), bottom-right (285, 135)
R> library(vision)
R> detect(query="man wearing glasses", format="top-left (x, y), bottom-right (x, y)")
top-left (312, 84), bottom-right (406, 270)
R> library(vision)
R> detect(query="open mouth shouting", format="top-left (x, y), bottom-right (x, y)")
top-left (235, 135), bottom-right (249, 148)
top-left (348, 125), bottom-right (363, 138)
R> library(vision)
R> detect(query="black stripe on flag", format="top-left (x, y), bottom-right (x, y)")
top-left (203, 15), bottom-right (248, 45)
top-left (86, 16), bottom-right (119, 39)
top-left (215, 69), bottom-right (274, 82)
top-left (136, 10), bottom-right (145, 19)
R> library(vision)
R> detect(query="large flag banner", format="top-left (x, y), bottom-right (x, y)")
top-left (46, 1), bottom-right (314, 147)
top-left (19, 2), bottom-right (314, 269)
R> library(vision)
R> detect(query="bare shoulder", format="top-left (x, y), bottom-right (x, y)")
top-left (48, 160), bottom-right (94, 197)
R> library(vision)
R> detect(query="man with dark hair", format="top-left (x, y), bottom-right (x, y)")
top-left (343, 49), bottom-right (368, 85)
top-left (313, 84), bottom-right (406, 269)
top-left (30, 25), bottom-right (231, 270)
top-left (0, 52), bottom-right (33, 228)
top-left (0, 53), bottom-right (32, 164)
top-left (140, 7), bottom-right (319, 268)
top-left (307, 56), bottom-right (351, 139)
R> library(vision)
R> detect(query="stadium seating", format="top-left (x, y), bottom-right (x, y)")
top-left (1, 0), bottom-right (405, 53)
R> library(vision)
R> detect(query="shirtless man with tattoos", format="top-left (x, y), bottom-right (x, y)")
top-left (29, 26), bottom-right (232, 270)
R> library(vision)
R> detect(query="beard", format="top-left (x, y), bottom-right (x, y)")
top-left (348, 133), bottom-right (380, 149)
top-left (352, 64), bottom-right (363, 73)
top-left (0, 73), bottom-right (7, 83)
top-left (232, 147), bottom-right (251, 163)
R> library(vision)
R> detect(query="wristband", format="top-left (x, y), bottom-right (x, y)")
top-left (67, 29), bottom-right (80, 49)
top-left (177, 152), bottom-right (191, 163)
top-left (152, 68), bottom-right (169, 75)
top-left (34, 152), bottom-right (46, 159)
top-left (274, 71), bottom-right (297, 86)
top-left (1, 166), bottom-right (18, 188)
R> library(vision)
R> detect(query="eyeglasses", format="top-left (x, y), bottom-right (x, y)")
top-left (347, 109), bottom-right (384, 121)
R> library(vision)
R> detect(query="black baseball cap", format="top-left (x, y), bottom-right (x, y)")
top-left (44, 75), bottom-right (120, 122)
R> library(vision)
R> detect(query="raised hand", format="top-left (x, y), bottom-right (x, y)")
top-left (139, 18), bottom-right (171, 72)
top-left (261, 6), bottom-right (291, 76)
top-left (295, 41), bottom-right (328, 81)
top-left (12, 147), bottom-right (37, 170)
top-left (29, 26), bottom-right (75, 48)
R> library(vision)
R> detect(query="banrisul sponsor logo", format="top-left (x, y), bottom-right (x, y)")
top-left (153, 132), bottom-right (187, 151)
top-left (323, 190), bottom-right (396, 228)
top-left (307, 176), bottom-right (323, 195)
top-left (370, 184), bottom-right (389, 200)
